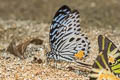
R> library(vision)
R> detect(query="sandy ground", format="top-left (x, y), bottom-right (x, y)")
top-left (0, 19), bottom-right (120, 80)
top-left (0, 0), bottom-right (120, 80)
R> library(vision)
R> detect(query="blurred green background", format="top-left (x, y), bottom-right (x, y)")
top-left (0, 0), bottom-right (120, 28)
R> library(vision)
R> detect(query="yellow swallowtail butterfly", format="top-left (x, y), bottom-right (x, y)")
top-left (90, 35), bottom-right (120, 80)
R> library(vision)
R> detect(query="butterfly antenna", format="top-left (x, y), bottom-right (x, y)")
top-left (76, 61), bottom-right (92, 69)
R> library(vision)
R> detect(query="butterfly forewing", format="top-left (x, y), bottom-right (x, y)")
top-left (50, 5), bottom-right (71, 50)
top-left (98, 35), bottom-right (118, 54)
top-left (93, 35), bottom-right (110, 69)
top-left (57, 11), bottom-right (81, 50)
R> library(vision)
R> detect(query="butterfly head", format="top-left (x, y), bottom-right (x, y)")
top-left (46, 51), bottom-right (54, 59)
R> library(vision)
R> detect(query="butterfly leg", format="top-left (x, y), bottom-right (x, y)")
top-left (54, 59), bottom-right (57, 68)
top-left (53, 60), bottom-right (68, 70)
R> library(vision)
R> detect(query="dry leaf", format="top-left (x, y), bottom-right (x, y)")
top-left (7, 37), bottom-right (43, 59)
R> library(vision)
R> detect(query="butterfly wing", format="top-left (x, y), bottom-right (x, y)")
top-left (49, 5), bottom-right (71, 51)
top-left (99, 35), bottom-right (120, 76)
top-left (90, 52), bottom-right (110, 80)
top-left (49, 5), bottom-right (90, 62)
top-left (57, 10), bottom-right (90, 60)
top-left (90, 35), bottom-right (119, 80)
top-left (92, 35), bottom-right (120, 78)
top-left (90, 51), bottom-right (119, 80)
top-left (92, 35), bottom-right (111, 69)
top-left (98, 35), bottom-right (118, 55)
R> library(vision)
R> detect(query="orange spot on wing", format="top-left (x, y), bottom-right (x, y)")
top-left (108, 56), bottom-right (115, 64)
top-left (74, 50), bottom-right (84, 59)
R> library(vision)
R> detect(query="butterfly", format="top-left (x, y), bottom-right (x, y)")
top-left (89, 35), bottom-right (120, 80)
top-left (47, 5), bottom-right (90, 65)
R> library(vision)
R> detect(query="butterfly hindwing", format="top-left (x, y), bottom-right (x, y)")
top-left (90, 52), bottom-right (109, 80)
top-left (57, 10), bottom-right (89, 54)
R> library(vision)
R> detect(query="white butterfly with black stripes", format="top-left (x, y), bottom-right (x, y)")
top-left (47, 5), bottom-right (90, 64)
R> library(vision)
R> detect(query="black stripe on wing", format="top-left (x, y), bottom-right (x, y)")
top-left (50, 5), bottom-right (71, 48)
top-left (98, 35), bottom-right (118, 55)
top-left (53, 5), bottom-right (71, 20)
